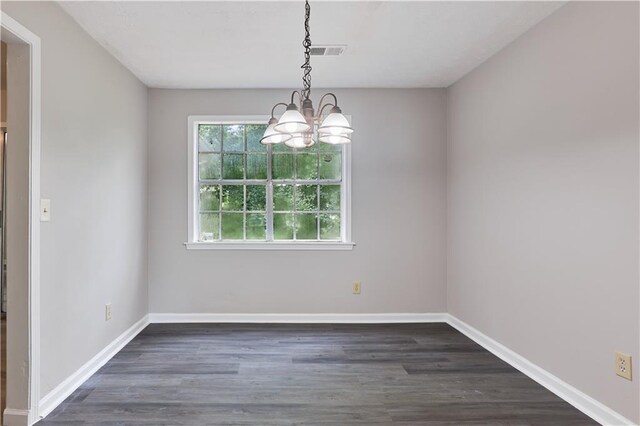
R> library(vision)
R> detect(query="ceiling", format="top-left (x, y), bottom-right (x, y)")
top-left (58, 1), bottom-right (564, 89)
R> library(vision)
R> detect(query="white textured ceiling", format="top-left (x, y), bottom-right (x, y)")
top-left (58, 1), bottom-right (564, 89)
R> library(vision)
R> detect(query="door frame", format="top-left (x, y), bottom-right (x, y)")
top-left (1, 12), bottom-right (41, 425)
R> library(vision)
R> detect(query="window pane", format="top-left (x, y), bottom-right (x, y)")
top-left (296, 153), bottom-right (318, 180)
top-left (319, 153), bottom-right (341, 180)
top-left (246, 213), bottom-right (266, 240)
top-left (246, 185), bottom-right (266, 211)
top-left (273, 184), bottom-right (293, 211)
top-left (198, 124), bottom-right (221, 152)
top-left (273, 213), bottom-right (294, 240)
top-left (223, 124), bottom-right (245, 151)
top-left (199, 213), bottom-right (219, 241)
top-left (221, 213), bottom-right (243, 239)
top-left (199, 185), bottom-right (220, 211)
top-left (296, 185), bottom-right (317, 212)
top-left (272, 142), bottom-right (294, 152)
top-left (320, 214), bottom-right (341, 240)
top-left (246, 124), bottom-right (267, 152)
top-left (246, 153), bottom-right (267, 180)
top-left (272, 154), bottom-right (294, 180)
top-left (199, 153), bottom-right (221, 180)
top-left (319, 185), bottom-right (340, 211)
top-left (296, 213), bottom-right (318, 240)
top-left (222, 185), bottom-right (244, 211)
top-left (319, 142), bottom-right (342, 152)
top-left (223, 153), bottom-right (244, 179)
top-left (196, 122), bottom-right (345, 245)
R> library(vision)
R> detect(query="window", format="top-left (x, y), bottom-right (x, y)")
top-left (186, 116), bottom-right (352, 249)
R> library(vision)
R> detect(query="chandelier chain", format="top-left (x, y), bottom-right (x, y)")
top-left (261, 0), bottom-right (352, 147)
top-left (301, 0), bottom-right (312, 101)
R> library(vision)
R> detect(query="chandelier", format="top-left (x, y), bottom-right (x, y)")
top-left (260, 0), bottom-right (353, 148)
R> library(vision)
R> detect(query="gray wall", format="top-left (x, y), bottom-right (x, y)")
top-left (148, 88), bottom-right (447, 314)
top-left (3, 1), bottom-right (638, 423)
top-left (1, 1), bottom-right (149, 401)
top-left (447, 2), bottom-right (639, 422)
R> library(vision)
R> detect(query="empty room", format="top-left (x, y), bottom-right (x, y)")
top-left (0, 0), bottom-right (638, 425)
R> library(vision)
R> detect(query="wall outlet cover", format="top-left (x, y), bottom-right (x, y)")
top-left (615, 352), bottom-right (632, 380)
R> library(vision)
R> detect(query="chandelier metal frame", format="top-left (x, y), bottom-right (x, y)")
top-left (260, 0), bottom-right (353, 148)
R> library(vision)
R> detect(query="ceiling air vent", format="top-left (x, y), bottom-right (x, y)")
top-left (310, 45), bottom-right (346, 57)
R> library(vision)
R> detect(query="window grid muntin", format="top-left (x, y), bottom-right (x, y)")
top-left (196, 121), bottom-right (343, 243)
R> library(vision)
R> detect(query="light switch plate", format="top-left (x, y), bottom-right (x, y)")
top-left (40, 199), bottom-right (51, 222)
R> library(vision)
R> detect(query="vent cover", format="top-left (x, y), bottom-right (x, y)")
top-left (310, 45), bottom-right (346, 56)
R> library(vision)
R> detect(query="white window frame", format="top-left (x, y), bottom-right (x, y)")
top-left (185, 115), bottom-right (354, 250)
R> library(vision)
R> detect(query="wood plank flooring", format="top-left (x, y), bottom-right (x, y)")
top-left (1, 314), bottom-right (5, 422)
top-left (37, 323), bottom-right (597, 425)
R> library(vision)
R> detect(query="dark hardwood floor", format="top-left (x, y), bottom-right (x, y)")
top-left (38, 323), bottom-right (597, 425)
top-left (1, 314), bottom-right (5, 421)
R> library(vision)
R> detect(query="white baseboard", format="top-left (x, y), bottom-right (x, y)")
top-left (34, 311), bottom-right (634, 426)
top-left (3, 408), bottom-right (30, 426)
top-left (38, 315), bottom-right (149, 420)
top-left (148, 312), bottom-right (448, 324)
top-left (446, 314), bottom-right (635, 426)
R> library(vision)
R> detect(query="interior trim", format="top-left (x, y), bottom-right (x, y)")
top-left (36, 313), bottom-right (634, 426)
top-left (3, 409), bottom-right (30, 426)
top-left (184, 241), bottom-right (355, 251)
top-left (148, 313), bottom-right (447, 323)
top-left (446, 314), bottom-right (634, 426)
top-left (0, 12), bottom-right (42, 426)
top-left (38, 315), bottom-right (150, 420)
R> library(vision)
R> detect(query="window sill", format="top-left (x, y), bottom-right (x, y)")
top-left (184, 241), bottom-right (355, 251)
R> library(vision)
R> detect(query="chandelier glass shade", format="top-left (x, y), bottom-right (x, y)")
top-left (273, 107), bottom-right (310, 134)
top-left (286, 133), bottom-right (314, 149)
top-left (260, 118), bottom-right (293, 145)
top-left (260, 0), bottom-right (353, 148)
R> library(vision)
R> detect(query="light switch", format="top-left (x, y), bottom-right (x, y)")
top-left (40, 199), bottom-right (51, 222)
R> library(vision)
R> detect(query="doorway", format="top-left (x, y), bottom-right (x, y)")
top-left (0, 12), bottom-right (41, 425)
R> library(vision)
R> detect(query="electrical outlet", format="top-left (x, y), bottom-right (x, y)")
top-left (352, 282), bottom-right (361, 295)
top-left (615, 352), bottom-right (632, 380)
top-left (105, 303), bottom-right (112, 321)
